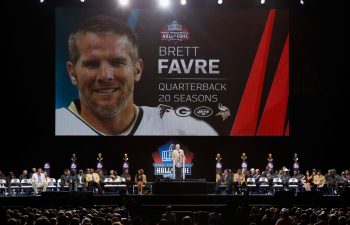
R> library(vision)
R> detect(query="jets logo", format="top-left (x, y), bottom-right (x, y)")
top-left (194, 106), bottom-right (213, 118)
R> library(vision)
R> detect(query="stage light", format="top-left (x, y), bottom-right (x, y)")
top-left (80, 0), bottom-right (86, 2)
top-left (260, 0), bottom-right (265, 4)
top-left (119, 0), bottom-right (129, 6)
top-left (159, 0), bottom-right (170, 8)
top-left (300, 0), bottom-right (304, 5)
top-left (218, 0), bottom-right (223, 5)
top-left (40, 0), bottom-right (44, 3)
top-left (180, 0), bottom-right (186, 5)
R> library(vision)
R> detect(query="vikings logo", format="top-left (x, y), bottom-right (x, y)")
top-left (158, 104), bottom-right (173, 119)
top-left (215, 103), bottom-right (230, 121)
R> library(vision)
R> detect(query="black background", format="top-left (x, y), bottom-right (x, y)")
top-left (1, 0), bottom-right (347, 181)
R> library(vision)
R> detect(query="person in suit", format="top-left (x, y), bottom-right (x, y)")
top-left (77, 169), bottom-right (86, 191)
top-left (216, 169), bottom-right (229, 194)
top-left (86, 168), bottom-right (103, 194)
top-left (172, 144), bottom-right (185, 180)
top-left (60, 169), bottom-right (71, 191)
top-left (69, 170), bottom-right (79, 192)
top-left (18, 170), bottom-right (29, 181)
top-left (121, 168), bottom-right (132, 194)
top-left (32, 168), bottom-right (48, 195)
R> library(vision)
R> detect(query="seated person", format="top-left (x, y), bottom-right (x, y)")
top-left (313, 170), bottom-right (325, 192)
top-left (291, 170), bottom-right (303, 190)
top-left (60, 169), bottom-right (71, 191)
top-left (134, 169), bottom-right (147, 194)
top-left (339, 171), bottom-right (349, 193)
top-left (233, 169), bottom-right (245, 194)
top-left (18, 170), bottom-right (29, 181)
top-left (217, 169), bottom-right (229, 193)
top-left (325, 169), bottom-right (341, 194)
top-left (69, 170), bottom-right (79, 192)
top-left (77, 169), bottom-right (86, 191)
top-left (86, 168), bottom-right (103, 194)
top-left (32, 168), bottom-right (48, 195)
top-left (121, 169), bottom-right (132, 194)
top-left (301, 170), bottom-right (312, 191)
top-left (98, 170), bottom-right (107, 189)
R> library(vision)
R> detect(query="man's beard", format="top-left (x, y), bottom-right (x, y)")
top-left (80, 85), bottom-right (133, 118)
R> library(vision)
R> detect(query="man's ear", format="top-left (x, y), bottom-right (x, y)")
top-left (134, 59), bottom-right (143, 82)
top-left (67, 61), bottom-right (78, 86)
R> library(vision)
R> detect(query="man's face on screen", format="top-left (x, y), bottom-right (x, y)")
top-left (68, 33), bottom-right (142, 118)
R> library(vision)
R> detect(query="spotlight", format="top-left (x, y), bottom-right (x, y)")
top-left (159, 0), bottom-right (170, 8)
top-left (119, 0), bottom-right (129, 6)
top-left (80, 0), bottom-right (85, 2)
top-left (260, 0), bottom-right (265, 4)
top-left (40, 0), bottom-right (44, 2)
top-left (300, 0), bottom-right (304, 5)
top-left (218, 0), bottom-right (223, 4)
top-left (180, 0), bottom-right (186, 5)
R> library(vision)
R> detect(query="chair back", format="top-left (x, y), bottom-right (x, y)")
top-left (246, 178), bottom-right (256, 184)
top-left (21, 179), bottom-right (32, 185)
top-left (273, 178), bottom-right (282, 184)
top-left (0, 179), bottom-right (6, 187)
top-left (47, 178), bottom-right (56, 186)
top-left (288, 178), bottom-right (298, 184)
top-left (259, 177), bottom-right (268, 183)
top-left (104, 178), bottom-right (114, 184)
top-left (11, 179), bottom-right (21, 186)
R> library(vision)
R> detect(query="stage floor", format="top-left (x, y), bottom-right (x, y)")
top-left (0, 192), bottom-right (348, 209)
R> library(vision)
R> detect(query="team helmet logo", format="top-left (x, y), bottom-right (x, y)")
top-left (194, 106), bottom-right (213, 118)
top-left (158, 104), bottom-right (173, 119)
top-left (215, 103), bottom-right (230, 121)
top-left (175, 106), bottom-right (192, 117)
top-left (161, 21), bottom-right (190, 42)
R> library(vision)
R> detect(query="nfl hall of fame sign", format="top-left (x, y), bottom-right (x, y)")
top-left (152, 140), bottom-right (194, 178)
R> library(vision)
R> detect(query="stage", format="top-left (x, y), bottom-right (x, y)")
top-left (1, 191), bottom-right (348, 208)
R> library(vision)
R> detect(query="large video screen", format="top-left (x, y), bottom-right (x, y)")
top-left (55, 8), bottom-right (289, 136)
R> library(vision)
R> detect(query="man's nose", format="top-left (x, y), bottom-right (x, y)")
top-left (98, 63), bottom-right (114, 81)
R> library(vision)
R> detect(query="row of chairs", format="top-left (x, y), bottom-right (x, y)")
top-left (0, 178), bottom-right (128, 195)
top-left (222, 177), bottom-right (349, 195)
top-left (246, 177), bottom-right (300, 192)
top-left (0, 178), bottom-right (67, 195)
top-left (245, 177), bottom-right (350, 190)
top-left (217, 177), bottom-right (301, 195)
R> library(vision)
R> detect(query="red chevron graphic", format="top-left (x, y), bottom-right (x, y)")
top-left (231, 9), bottom-right (276, 136)
top-left (257, 34), bottom-right (289, 136)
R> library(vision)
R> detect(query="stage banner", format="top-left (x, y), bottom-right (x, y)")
top-left (56, 8), bottom-right (289, 136)
top-left (152, 140), bottom-right (194, 178)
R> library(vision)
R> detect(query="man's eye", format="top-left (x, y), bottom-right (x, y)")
top-left (83, 61), bottom-right (99, 68)
top-left (110, 59), bottom-right (126, 67)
